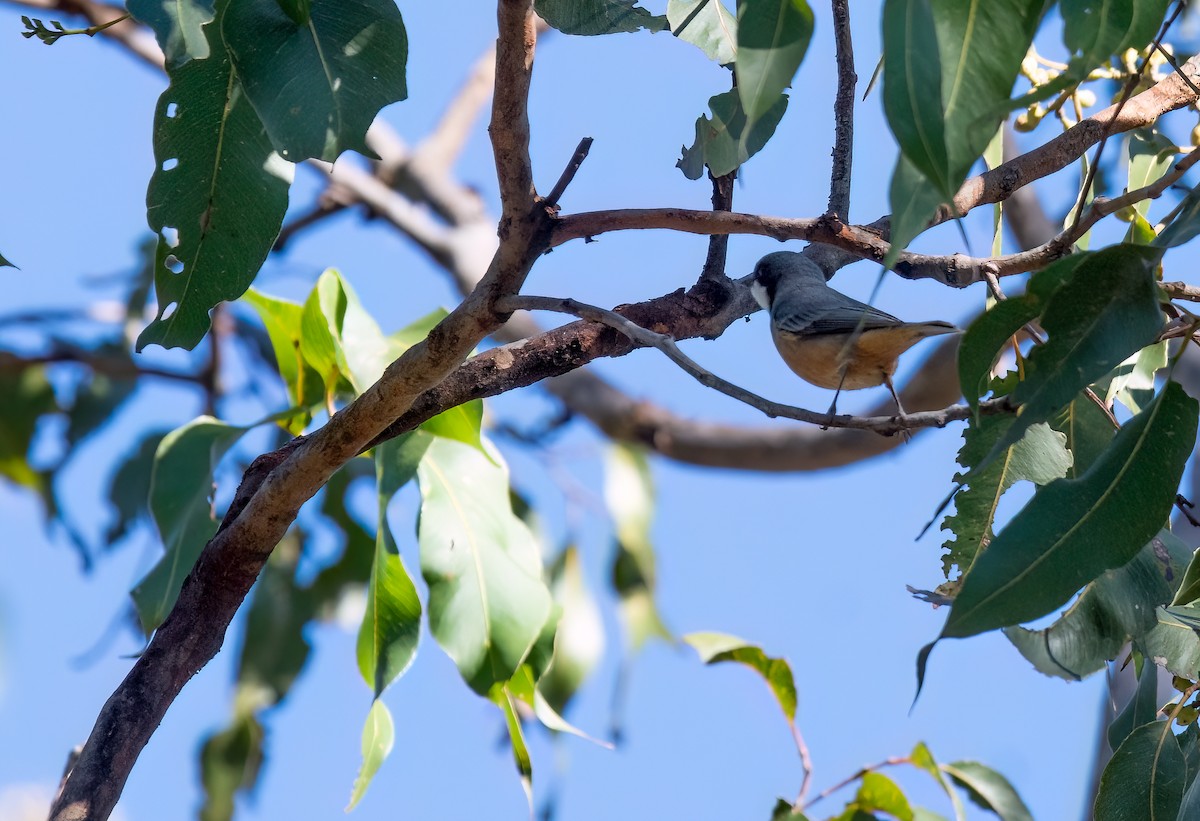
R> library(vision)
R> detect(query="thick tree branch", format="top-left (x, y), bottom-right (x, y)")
top-left (48, 2), bottom-right (546, 818)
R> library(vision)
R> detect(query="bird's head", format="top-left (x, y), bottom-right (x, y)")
top-left (748, 251), bottom-right (826, 310)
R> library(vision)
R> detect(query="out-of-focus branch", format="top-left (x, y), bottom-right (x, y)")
top-left (827, 0), bottom-right (855, 220)
top-left (1001, 128), bottom-right (1058, 249)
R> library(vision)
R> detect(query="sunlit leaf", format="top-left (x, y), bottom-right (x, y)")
top-left (683, 632), bottom-right (797, 720)
top-left (678, 89), bottom-right (788, 179)
top-left (1106, 341), bottom-right (1167, 415)
top-left (127, 0), bottom-right (214, 67)
top-left (908, 742), bottom-right (965, 821)
top-left (1127, 130), bottom-right (1176, 220)
top-left (491, 685), bottom-right (534, 811)
top-left (300, 269), bottom-right (390, 395)
top-left (668, 0), bottom-right (737, 64)
top-left (735, 0), bottom-right (813, 124)
top-left (538, 547), bottom-right (606, 714)
top-left (346, 699), bottom-right (395, 811)
top-left (222, 0), bottom-right (408, 162)
top-left (242, 288), bottom-right (325, 423)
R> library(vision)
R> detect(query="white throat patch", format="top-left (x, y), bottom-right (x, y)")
top-left (749, 280), bottom-right (771, 311)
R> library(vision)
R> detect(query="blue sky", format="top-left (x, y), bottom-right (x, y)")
top-left (0, 2), bottom-right (1149, 819)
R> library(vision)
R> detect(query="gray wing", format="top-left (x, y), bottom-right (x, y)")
top-left (771, 283), bottom-right (902, 336)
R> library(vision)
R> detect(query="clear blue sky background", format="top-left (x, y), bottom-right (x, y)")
top-left (2, 2), bottom-right (1170, 819)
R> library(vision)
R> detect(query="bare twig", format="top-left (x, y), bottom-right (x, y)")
top-left (543, 137), bottom-right (594, 208)
top-left (827, 0), bottom-right (855, 219)
top-left (701, 168), bottom-right (736, 281)
top-left (496, 294), bottom-right (999, 435)
top-left (792, 721), bottom-right (814, 807)
top-left (1165, 282), bottom-right (1200, 302)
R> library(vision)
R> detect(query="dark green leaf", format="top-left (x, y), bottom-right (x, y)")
top-left (735, 0), bottom-right (814, 124)
top-left (981, 244), bottom-right (1164, 465)
top-left (1109, 659), bottom-right (1162, 751)
top-left (886, 155), bottom-right (949, 265)
top-left (770, 799), bottom-right (812, 820)
top-left (105, 430), bottom-right (168, 547)
top-left (1094, 721), bottom-right (1185, 821)
top-left (1181, 727), bottom-right (1200, 818)
top-left (1156, 184), bottom-right (1200, 248)
top-left (138, 16), bottom-right (294, 351)
top-left (668, 0), bottom-right (737, 64)
top-left (1051, 392), bottom-right (1116, 479)
top-left (941, 419), bottom-right (1072, 579)
top-left (1062, 1), bottom-right (1167, 78)
top-left (678, 89), bottom-right (788, 179)
top-left (346, 699), bottom-right (394, 811)
top-left (942, 761), bottom-right (1032, 821)
top-left (683, 631), bottom-right (798, 720)
top-left (0, 251), bottom-right (18, 269)
top-left (238, 532), bottom-right (311, 702)
top-left (1141, 605), bottom-right (1200, 679)
top-left (419, 436), bottom-right (553, 694)
top-left (222, 0), bottom-right (408, 162)
top-left (126, 0), bottom-right (214, 67)
top-left (199, 708), bottom-right (263, 821)
top-left (535, 0), bottom-right (667, 34)
top-left (1173, 546), bottom-right (1200, 606)
top-left (883, 0), bottom-right (948, 193)
top-left (274, 0), bottom-right (311, 25)
top-left (1005, 531), bottom-right (1188, 679)
top-left (942, 382), bottom-right (1198, 639)
top-left (131, 417), bottom-right (249, 633)
top-left (356, 434), bottom-right (426, 698)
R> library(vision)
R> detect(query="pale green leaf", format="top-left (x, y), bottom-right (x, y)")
top-left (668, 0), bottom-right (737, 64)
top-left (735, 0), bottom-right (813, 124)
top-left (683, 631), bottom-right (797, 720)
top-left (346, 699), bottom-right (395, 811)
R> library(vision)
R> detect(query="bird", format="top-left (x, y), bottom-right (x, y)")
top-left (747, 251), bottom-right (960, 422)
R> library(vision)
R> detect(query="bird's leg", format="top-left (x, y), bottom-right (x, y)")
top-left (883, 373), bottom-right (912, 442)
top-left (822, 368), bottom-right (850, 430)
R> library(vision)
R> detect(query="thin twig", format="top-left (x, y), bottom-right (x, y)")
top-left (827, 0), bottom-right (855, 219)
top-left (1069, 0), bottom-right (1186, 229)
top-left (791, 722), bottom-right (814, 807)
top-left (701, 168), bottom-right (736, 281)
top-left (801, 757), bottom-right (910, 811)
top-left (543, 137), bottom-right (594, 208)
top-left (498, 294), bottom-right (1004, 435)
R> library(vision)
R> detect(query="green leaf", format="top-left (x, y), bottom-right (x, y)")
top-left (1107, 341), bottom-right (1168, 415)
top-left (1062, 0), bottom-right (1167, 76)
top-left (356, 434), bottom-right (426, 698)
top-left (534, 0), bottom-right (667, 34)
top-left (735, 0), bottom-right (813, 124)
top-left (419, 436), bottom-right (553, 694)
top-left (274, 0), bottom-right (311, 25)
top-left (941, 419), bottom-right (1072, 579)
top-left (668, 0), bottom-right (737, 64)
top-left (492, 685), bottom-right (534, 810)
top-left (388, 307), bottom-right (449, 356)
top-left (683, 632), bottom-right (797, 720)
top-left (1051, 393), bottom-right (1116, 479)
top-left (508, 664), bottom-right (612, 748)
top-left (131, 417), bottom-right (250, 633)
top-left (66, 368), bottom-right (136, 446)
top-left (0, 251), bottom-right (18, 269)
top-left (242, 288), bottom-right (325, 422)
top-left (1109, 660), bottom-right (1162, 751)
top-left (199, 708), bottom-right (263, 821)
top-left (420, 400), bottom-right (487, 455)
top-left (537, 547), bottom-right (606, 714)
top-left (0, 365), bottom-right (55, 491)
top-left (1173, 547), bottom-right (1200, 606)
top-left (1094, 721), bottom-right (1186, 821)
top-left (909, 742), bottom-right (966, 821)
top-left (886, 155), bottom-right (952, 265)
top-left (606, 444), bottom-right (670, 651)
top-left (1156, 184), bottom-right (1200, 249)
top-left (222, 0), bottom-right (408, 162)
top-left (942, 382), bottom-right (1198, 639)
top-left (237, 533), bottom-right (311, 702)
top-left (1127, 130), bottom-right (1177, 220)
top-left (300, 269), bottom-right (390, 396)
top-left (1181, 733), bottom-right (1200, 818)
top-left (850, 773), bottom-right (914, 821)
top-left (1004, 530), bottom-right (1188, 679)
top-left (957, 252), bottom-right (1090, 411)
top-left (126, 0), bottom-right (214, 68)
top-left (942, 761), bottom-right (1033, 821)
top-left (980, 244), bottom-right (1165, 465)
top-left (771, 799), bottom-right (812, 820)
top-left (1141, 605), bottom-right (1200, 679)
top-left (138, 14), bottom-right (294, 351)
top-left (346, 699), bottom-right (395, 811)
top-left (883, 0), bottom-right (948, 194)
top-left (105, 431), bottom-right (169, 547)
top-left (678, 88), bottom-right (788, 179)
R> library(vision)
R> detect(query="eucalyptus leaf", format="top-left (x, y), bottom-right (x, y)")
top-left (243, 288), bottom-right (325, 421)
top-left (1141, 605), bottom-right (1200, 679)
top-left (607, 444), bottom-right (670, 651)
top-left (222, 0), bottom-right (408, 162)
top-left (535, 0), bottom-right (667, 34)
top-left (138, 12), bottom-right (293, 351)
top-left (492, 685), bottom-right (534, 811)
top-left (1108, 660), bottom-right (1162, 751)
top-left (1094, 721), bottom-right (1186, 821)
top-left (1156, 184), bottom-right (1200, 248)
top-left (683, 631), bottom-right (798, 720)
top-left (735, 0), bottom-right (813, 124)
top-left (346, 699), bottom-right (395, 811)
top-left (942, 382), bottom-right (1197, 639)
top-left (199, 709), bottom-right (263, 821)
top-left (0, 366), bottom-right (55, 491)
top-left (668, 0), bottom-right (737, 64)
top-left (942, 761), bottom-right (1032, 821)
top-left (538, 547), bottom-right (606, 714)
top-left (1127, 130), bottom-right (1177, 220)
top-left (126, 0), bottom-right (214, 67)
top-left (678, 89), bottom-right (788, 179)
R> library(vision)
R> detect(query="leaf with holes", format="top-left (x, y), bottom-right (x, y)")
top-left (127, 0), bottom-right (214, 68)
top-left (131, 417), bottom-right (250, 633)
top-left (138, 16), bottom-right (293, 351)
top-left (418, 436), bottom-right (553, 694)
top-left (222, 0), bottom-right (408, 162)
top-left (735, 0), bottom-right (813, 125)
top-left (535, 0), bottom-right (667, 34)
top-left (678, 89), bottom-right (788, 179)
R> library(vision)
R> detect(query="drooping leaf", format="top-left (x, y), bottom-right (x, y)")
top-left (138, 13), bottom-right (294, 351)
top-left (678, 89), bottom-right (788, 179)
top-left (735, 0), bottom-right (814, 124)
top-left (537, 547), bottom-right (606, 714)
top-left (508, 663), bottom-right (612, 748)
top-left (1107, 341), bottom-right (1168, 415)
top-left (882, 0), bottom-right (948, 194)
top-left (534, 0), bottom-right (667, 34)
top-left (356, 434), bottom-right (426, 698)
top-left (1108, 659), bottom-right (1162, 751)
top-left (1004, 530), bottom-right (1189, 679)
top-left (346, 699), bottom-right (395, 811)
top-left (941, 761), bottom-right (1033, 821)
top-left (274, 0), bottom-right (311, 25)
top-left (105, 430), bottom-right (169, 547)
top-left (848, 773), bottom-right (914, 821)
top-left (242, 288), bottom-right (325, 424)
top-left (683, 632), bottom-right (797, 720)
top-left (668, 0), bottom-right (737, 64)
top-left (131, 416), bottom-right (250, 633)
top-left (942, 382), bottom-right (1197, 640)
top-left (1173, 546), bottom-right (1200, 607)
top-left (980, 243), bottom-right (1165, 466)
top-left (491, 684), bottom-right (534, 810)
top-left (0, 251), bottom-right (18, 269)
top-left (887, 155), bottom-right (954, 265)
top-left (940, 419), bottom-right (1072, 579)
top-left (222, 0), bottom-right (409, 162)
top-left (1094, 721), bottom-right (1186, 821)
top-left (300, 269), bottom-right (390, 396)
top-left (126, 0), bottom-right (214, 67)
top-left (1156, 184), bottom-right (1200, 248)
top-left (1127, 130), bottom-right (1177, 219)
top-left (418, 436), bottom-right (553, 694)
top-left (908, 742), bottom-right (965, 821)
top-left (1051, 393), bottom-right (1116, 479)
top-left (237, 532), bottom-right (311, 702)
